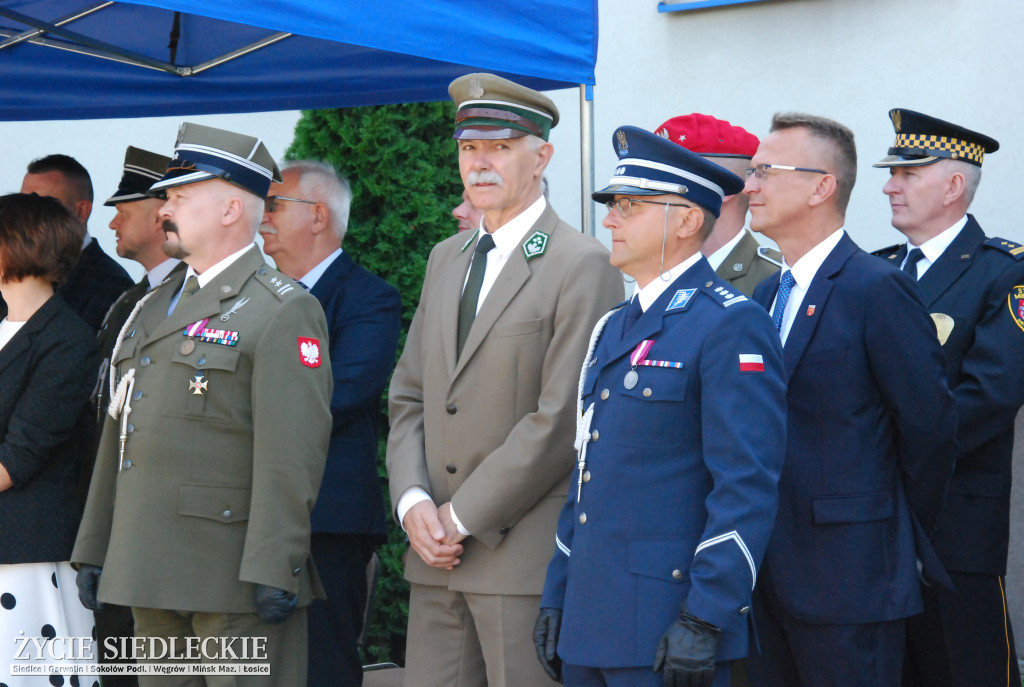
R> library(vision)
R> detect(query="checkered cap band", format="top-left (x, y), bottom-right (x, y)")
top-left (893, 133), bottom-right (985, 165)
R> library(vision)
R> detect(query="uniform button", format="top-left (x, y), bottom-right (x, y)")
top-left (132, 390), bottom-right (143, 401)
top-left (446, 404), bottom-right (457, 415)
top-left (222, 509), bottom-right (232, 518)
top-left (220, 285), bottom-right (232, 294)
top-left (643, 387), bottom-right (653, 398)
top-left (591, 430), bottom-right (599, 442)
top-left (739, 606), bottom-right (750, 614)
top-left (140, 356), bottom-right (151, 366)
top-left (197, 357), bottom-right (206, 366)
top-left (499, 527), bottom-right (510, 535)
top-left (446, 465), bottom-right (458, 474)
top-left (600, 389), bottom-right (609, 400)
top-left (578, 513), bottom-right (587, 524)
top-left (672, 569), bottom-right (683, 579)
top-left (122, 459), bottom-right (132, 470)
top-left (583, 470), bottom-right (591, 483)
top-left (292, 567), bottom-right (301, 576)
top-left (127, 424), bottom-right (134, 434)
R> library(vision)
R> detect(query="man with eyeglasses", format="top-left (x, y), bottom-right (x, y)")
top-left (386, 73), bottom-right (623, 687)
top-left (534, 125), bottom-right (786, 687)
top-left (870, 109), bottom-right (1024, 687)
top-left (260, 160), bottom-right (401, 686)
top-left (655, 114), bottom-right (782, 296)
top-left (742, 113), bottom-right (957, 687)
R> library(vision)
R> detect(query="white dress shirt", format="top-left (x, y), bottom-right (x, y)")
top-left (773, 229), bottom-right (845, 346)
top-left (899, 215), bottom-right (967, 280)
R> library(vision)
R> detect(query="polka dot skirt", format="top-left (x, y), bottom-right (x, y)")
top-left (0, 562), bottom-right (98, 687)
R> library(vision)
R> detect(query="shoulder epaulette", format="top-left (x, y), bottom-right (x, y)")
top-left (698, 280), bottom-right (748, 310)
top-left (255, 267), bottom-right (301, 300)
top-left (983, 237), bottom-right (1024, 260)
top-left (756, 245), bottom-right (784, 267)
top-left (871, 243), bottom-right (903, 260)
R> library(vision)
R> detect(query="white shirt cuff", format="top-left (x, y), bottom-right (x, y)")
top-left (449, 504), bottom-right (471, 536)
top-left (396, 487), bottom-right (432, 532)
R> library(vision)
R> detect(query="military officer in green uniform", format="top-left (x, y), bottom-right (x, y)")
top-left (73, 123), bottom-right (333, 686)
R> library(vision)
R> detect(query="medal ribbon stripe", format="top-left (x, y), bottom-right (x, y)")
top-left (630, 340), bottom-right (655, 366)
top-left (637, 359), bottom-right (684, 368)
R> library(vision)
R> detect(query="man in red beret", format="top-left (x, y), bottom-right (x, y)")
top-left (656, 114), bottom-right (781, 295)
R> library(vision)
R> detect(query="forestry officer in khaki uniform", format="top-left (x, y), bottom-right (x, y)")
top-left (73, 123), bottom-right (332, 686)
top-left (386, 73), bottom-right (624, 687)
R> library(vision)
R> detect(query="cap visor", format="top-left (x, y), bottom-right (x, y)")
top-left (873, 154), bottom-right (940, 168)
top-left (149, 170), bottom-right (217, 193)
top-left (591, 184), bottom-right (677, 203)
top-left (453, 125), bottom-right (530, 140)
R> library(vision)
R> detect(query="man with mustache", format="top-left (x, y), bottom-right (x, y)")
top-left (386, 73), bottom-right (624, 687)
top-left (74, 123), bottom-right (332, 686)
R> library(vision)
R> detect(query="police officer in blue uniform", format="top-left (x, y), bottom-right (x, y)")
top-left (872, 108), bottom-right (1024, 687)
top-left (534, 126), bottom-right (787, 687)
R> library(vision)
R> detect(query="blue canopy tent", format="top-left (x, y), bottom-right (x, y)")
top-left (0, 0), bottom-right (600, 229)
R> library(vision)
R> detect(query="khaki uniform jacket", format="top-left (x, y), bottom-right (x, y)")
top-left (387, 205), bottom-right (624, 595)
top-left (73, 245), bottom-right (332, 613)
top-left (715, 229), bottom-right (782, 297)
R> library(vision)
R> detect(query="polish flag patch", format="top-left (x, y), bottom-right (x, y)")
top-left (298, 337), bottom-right (321, 368)
top-left (738, 354), bottom-right (764, 373)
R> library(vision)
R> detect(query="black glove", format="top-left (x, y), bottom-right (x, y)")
top-left (653, 605), bottom-right (721, 687)
top-left (76, 564), bottom-right (104, 611)
top-left (253, 584), bottom-right (298, 624)
top-left (533, 607), bottom-right (564, 683)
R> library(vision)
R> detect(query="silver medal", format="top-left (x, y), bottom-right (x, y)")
top-left (624, 370), bottom-right (638, 389)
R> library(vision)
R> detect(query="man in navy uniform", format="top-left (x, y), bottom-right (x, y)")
top-left (535, 125), bottom-right (787, 687)
top-left (654, 114), bottom-right (782, 296)
top-left (743, 113), bottom-right (957, 687)
top-left (260, 160), bottom-right (401, 686)
top-left (872, 108), bottom-right (1024, 687)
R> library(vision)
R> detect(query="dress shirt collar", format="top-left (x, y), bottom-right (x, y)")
top-left (298, 248), bottom-right (343, 290)
top-left (901, 215), bottom-right (967, 279)
top-left (184, 243), bottom-right (255, 290)
top-left (631, 251), bottom-right (703, 312)
top-left (147, 258), bottom-right (180, 288)
top-left (706, 228), bottom-right (746, 272)
top-left (785, 228), bottom-right (846, 291)
top-left (480, 195), bottom-right (547, 259)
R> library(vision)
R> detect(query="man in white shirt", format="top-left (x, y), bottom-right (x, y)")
top-left (871, 108), bottom-right (1024, 687)
top-left (743, 112), bottom-right (957, 687)
top-left (386, 72), bottom-right (623, 687)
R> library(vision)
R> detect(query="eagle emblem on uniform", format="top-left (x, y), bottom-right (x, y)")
top-left (299, 337), bottom-right (322, 368)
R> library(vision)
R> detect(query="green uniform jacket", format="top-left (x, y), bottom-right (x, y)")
top-left (73, 245), bottom-right (332, 613)
top-left (715, 229), bottom-right (783, 297)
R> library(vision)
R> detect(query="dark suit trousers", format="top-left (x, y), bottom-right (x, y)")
top-left (748, 578), bottom-right (904, 687)
top-left (903, 571), bottom-right (1019, 687)
top-left (307, 533), bottom-right (374, 687)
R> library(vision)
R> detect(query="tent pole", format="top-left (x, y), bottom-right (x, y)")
top-left (579, 84), bottom-right (595, 237)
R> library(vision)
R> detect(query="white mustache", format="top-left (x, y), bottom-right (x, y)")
top-left (467, 170), bottom-right (504, 186)
top-left (258, 224), bottom-right (278, 235)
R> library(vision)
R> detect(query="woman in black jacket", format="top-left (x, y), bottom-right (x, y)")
top-left (0, 193), bottom-right (100, 684)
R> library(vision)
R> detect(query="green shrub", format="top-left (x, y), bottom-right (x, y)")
top-left (285, 101), bottom-right (463, 664)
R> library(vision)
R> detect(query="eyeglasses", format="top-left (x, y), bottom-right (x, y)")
top-left (265, 195), bottom-right (317, 213)
top-left (604, 197), bottom-right (694, 219)
top-left (744, 164), bottom-right (829, 180)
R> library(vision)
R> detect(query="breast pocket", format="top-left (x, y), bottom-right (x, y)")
top-left (169, 344), bottom-right (241, 423)
top-left (607, 366), bottom-right (690, 449)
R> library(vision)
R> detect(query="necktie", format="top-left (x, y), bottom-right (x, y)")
top-left (182, 275), bottom-right (200, 298)
top-left (772, 271), bottom-right (796, 332)
top-left (621, 297), bottom-right (643, 336)
top-left (903, 247), bottom-right (925, 281)
top-left (457, 233), bottom-right (496, 357)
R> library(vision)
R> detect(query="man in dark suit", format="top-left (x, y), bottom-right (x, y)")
top-left (654, 114), bottom-right (782, 296)
top-left (742, 112), bottom-right (957, 687)
top-left (260, 160), bottom-right (402, 686)
top-left (871, 109), bottom-right (1024, 687)
top-left (20, 154), bottom-right (133, 331)
top-left (534, 125), bottom-right (786, 687)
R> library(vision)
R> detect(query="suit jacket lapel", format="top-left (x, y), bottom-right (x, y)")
top-left (0, 296), bottom-right (58, 377)
top-left (142, 246), bottom-right (262, 343)
top-left (717, 230), bottom-right (758, 280)
top-left (309, 252), bottom-right (353, 305)
top-left (443, 237), bottom-right (477, 378)
top-left (781, 234), bottom-right (855, 379)
top-left (915, 216), bottom-right (984, 306)
top-left (452, 208), bottom-right (557, 379)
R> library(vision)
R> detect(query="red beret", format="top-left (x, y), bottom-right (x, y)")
top-left (654, 113), bottom-right (759, 159)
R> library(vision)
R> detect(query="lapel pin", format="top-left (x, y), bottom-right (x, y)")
top-left (806, 305), bottom-right (815, 316)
